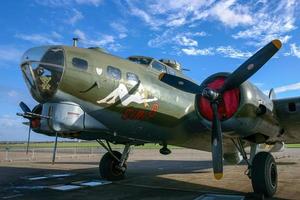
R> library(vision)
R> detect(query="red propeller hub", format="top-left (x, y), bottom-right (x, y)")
top-left (197, 76), bottom-right (240, 121)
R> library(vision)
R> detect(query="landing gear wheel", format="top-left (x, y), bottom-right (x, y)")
top-left (99, 151), bottom-right (127, 181)
top-left (251, 151), bottom-right (278, 197)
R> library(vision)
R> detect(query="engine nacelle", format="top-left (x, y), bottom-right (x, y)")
top-left (31, 102), bottom-right (108, 138)
top-left (195, 73), bottom-right (283, 143)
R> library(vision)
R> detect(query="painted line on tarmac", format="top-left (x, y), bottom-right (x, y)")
top-left (194, 194), bottom-right (245, 200)
top-left (49, 185), bottom-right (83, 191)
top-left (23, 173), bottom-right (75, 181)
top-left (117, 182), bottom-right (246, 197)
top-left (2, 194), bottom-right (24, 199)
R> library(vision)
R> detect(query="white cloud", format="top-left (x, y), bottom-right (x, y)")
top-left (232, 0), bottom-right (297, 46)
top-left (75, 0), bottom-right (102, 6)
top-left (126, 0), bottom-right (212, 29)
top-left (176, 36), bottom-right (198, 47)
top-left (166, 18), bottom-right (186, 27)
top-left (110, 22), bottom-right (128, 33)
top-left (181, 45), bottom-right (252, 58)
top-left (128, 5), bottom-right (163, 30)
top-left (0, 47), bottom-right (23, 63)
top-left (15, 32), bottom-right (61, 45)
top-left (110, 22), bottom-right (128, 39)
top-left (118, 33), bottom-right (127, 39)
top-left (126, 0), bottom-right (253, 29)
top-left (74, 29), bottom-right (86, 40)
top-left (148, 30), bottom-right (207, 48)
top-left (273, 82), bottom-right (300, 94)
top-left (182, 47), bottom-right (214, 56)
top-left (35, 0), bottom-right (102, 7)
top-left (125, 0), bottom-right (297, 49)
top-left (284, 43), bottom-right (300, 58)
top-left (73, 29), bottom-right (122, 51)
top-left (216, 46), bottom-right (252, 59)
top-left (65, 8), bottom-right (83, 25)
top-left (192, 32), bottom-right (207, 37)
top-left (209, 0), bottom-right (253, 28)
top-left (0, 115), bottom-right (21, 128)
top-left (8, 90), bottom-right (19, 97)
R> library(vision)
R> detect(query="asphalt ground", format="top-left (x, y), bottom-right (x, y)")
top-left (0, 148), bottom-right (299, 200)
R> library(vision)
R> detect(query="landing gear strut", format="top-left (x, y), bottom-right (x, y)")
top-left (97, 140), bottom-right (131, 181)
top-left (232, 139), bottom-right (278, 197)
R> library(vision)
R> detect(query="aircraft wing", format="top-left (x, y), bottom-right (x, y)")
top-left (273, 96), bottom-right (300, 143)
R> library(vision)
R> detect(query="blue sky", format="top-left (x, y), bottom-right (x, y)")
top-left (1, 0), bottom-right (300, 141)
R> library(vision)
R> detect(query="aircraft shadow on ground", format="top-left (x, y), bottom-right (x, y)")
top-left (0, 159), bottom-right (291, 200)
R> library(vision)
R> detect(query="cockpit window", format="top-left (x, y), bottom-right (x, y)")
top-left (72, 57), bottom-right (88, 70)
top-left (20, 46), bottom-right (65, 102)
top-left (128, 57), bottom-right (152, 65)
top-left (151, 61), bottom-right (167, 73)
top-left (40, 48), bottom-right (64, 66)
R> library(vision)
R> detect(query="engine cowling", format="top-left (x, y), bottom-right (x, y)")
top-left (195, 73), bottom-right (282, 143)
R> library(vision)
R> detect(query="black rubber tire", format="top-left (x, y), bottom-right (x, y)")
top-left (99, 151), bottom-right (126, 181)
top-left (251, 151), bottom-right (278, 197)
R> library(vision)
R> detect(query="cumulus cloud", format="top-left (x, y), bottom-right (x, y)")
top-left (110, 22), bottom-right (128, 39)
top-left (209, 0), bottom-right (253, 28)
top-left (75, 0), bottom-right (102, 6)
top-left (35, 0), bottom-right (102, 7)
top-left (273, 82), bottom-right (300, 93)
top-left (0, 46), bottom-right (23, 63)
top-left (126, 0), bottom-right (254, 29)
top-left (15, 32), bottom-right (62, 45)
top-left (181, 45), bottom-right (252, 59)
top-left (182, 47), bottom-right (214, 56)
top-left (232, 0), bottom-right (297, 46)
top-left (284, 43), bottom-right (300, 58)
top-left (148, 30), bottom-right (207, 48)
top-left (73, 29), bottom-right (122, 51)
top-left (65, 8), bottom-right (84, 25)
top-left (216, 46), bottom-right (252, 59)
top-left (125, 0), bottom-right (297, 49)
top-left (0, 115), bottom-right (21, 128)
top-left (176, 36), bottom-right (198, 47)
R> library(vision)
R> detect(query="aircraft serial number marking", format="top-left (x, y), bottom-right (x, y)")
top-left (122, 103), bottom-right (159, 120)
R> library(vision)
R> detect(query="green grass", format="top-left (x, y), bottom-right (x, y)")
top-left (1, 141), bottom-right (299, 149)
top-left (286, 144), bottom-right (300, 148)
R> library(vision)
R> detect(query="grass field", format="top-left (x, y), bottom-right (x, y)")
top-left (0, 141), bottom-right (299, 149)
top-left (0, 141), bottom-right (178, 149)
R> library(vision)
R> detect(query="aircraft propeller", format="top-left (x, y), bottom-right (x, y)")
top-left (19, 101), bottom-right (32, 154)
top-left (159, 39), bottom-right (282, 179)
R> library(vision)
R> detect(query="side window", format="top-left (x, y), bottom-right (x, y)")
top-left (127, 72), bottom-right (139, 85)
top-left (72, 57), bottom-right (88, 70)
top-left (107, 66), bottom-right (121, 80)
top-left (151, 61), bottom-right (166, 73)
top-left (288, 102), bottom-right (296, 112)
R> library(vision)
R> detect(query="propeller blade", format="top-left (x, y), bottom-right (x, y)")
top-left (159, 73), bottom-right (202, 94)
top-left (219, 39), bottom-right (282, 93)
top-left (211, 103), bottom-right (223, 180)
top-left (19, 101), bottom-right (31, 113)
top-left (26, 127), bottom-right (31, 154)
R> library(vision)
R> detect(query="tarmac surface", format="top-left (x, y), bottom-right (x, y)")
top-left (0, 148), bottom-right (299, 200)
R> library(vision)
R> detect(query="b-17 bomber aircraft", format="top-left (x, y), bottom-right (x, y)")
top-left (17, 38), bottom-right (300, 197)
